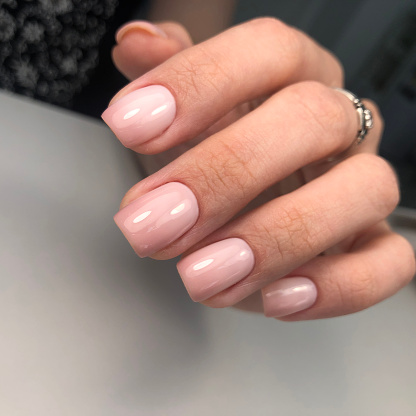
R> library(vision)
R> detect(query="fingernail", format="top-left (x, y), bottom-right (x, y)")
top-left (116, 21), bottom-right (168, 44)
top-left (102, 85), bottom-right (176, 148)
top-left (114, 182), bottom-right (199, 258)
top-left (262, 277), bottom-right (317, 318)
top-left (177, 238), bottom-right (255, 302)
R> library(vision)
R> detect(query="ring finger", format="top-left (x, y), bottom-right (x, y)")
top-left (176, 153), bottom-right (399, 305)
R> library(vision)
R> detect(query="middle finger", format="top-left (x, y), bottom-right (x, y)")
top-left (114, 81), bottom-right (364, 259)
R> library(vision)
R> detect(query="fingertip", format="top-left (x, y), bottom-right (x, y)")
top-left (115, 20), bottom-right (168, 44)
top-left (111, 20), bottom-right (192, 84)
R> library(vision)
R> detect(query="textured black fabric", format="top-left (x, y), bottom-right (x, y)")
top-left (71, 0), bottom-right (149, 117)
top-left (0, 0), bottom-right (118, 106)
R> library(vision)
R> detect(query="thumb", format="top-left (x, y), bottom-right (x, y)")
top-left (112, 20), bottom-right (194, 81)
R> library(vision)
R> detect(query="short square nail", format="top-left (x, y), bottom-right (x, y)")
top-left (102, 85), bottom-right (176, 148)
top-left (177, 238), bottom-right (255, 302)
top-left (114, 182), bottom-right (199, 258)
top-left (262, 277), bottom-right (317, 318)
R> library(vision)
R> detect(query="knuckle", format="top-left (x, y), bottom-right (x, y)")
top-left (246, 16), bottom-right (289, 38)
top-left (246, 17), bottom-right (303, 67)
top-left (331, 234), bottom-right (415, 314)
top-left (208, 140), bottom-right (256, 200)
top-left (287, 81), bottom-right (349, 151)
top-left (256, 200), bottom-right (317, 260)
top-left (353, 154), bottom-right (400, 216)
top-left (182, 153), bottom-right (226, 202)
top-left (324, 259), bottom-right (377, 314)
top-left (343, 262), bottom-right (378, 312)
top-left (168, 46), bottom-right (231, 101)
top-left (168, 54), bottom-right (203, 98)
top-left (180, 141), bottom-right (256, 205)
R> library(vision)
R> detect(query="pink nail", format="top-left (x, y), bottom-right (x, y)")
top-left (177, 238), bottom-right (255, 302)
top-left (116, 21), bottom-right (168, 44)
top-left (114, 182), bottom-right (199, 258)
top-left (102, 85), bottom-right (176, 148)
top-left (262, 277), bottom-right (317, 318)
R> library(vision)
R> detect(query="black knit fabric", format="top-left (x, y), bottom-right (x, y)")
top-left (0, 0), bottom-right (118, 106)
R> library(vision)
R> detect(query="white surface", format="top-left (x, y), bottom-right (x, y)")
top-left (1, 91), bottom-right (416, 416)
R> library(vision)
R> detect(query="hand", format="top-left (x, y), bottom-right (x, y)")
top-left (103, 18), bottom-right (415, 320)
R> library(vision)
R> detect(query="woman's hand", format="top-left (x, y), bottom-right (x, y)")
top-left (104, 18), bottom-right (415, 320)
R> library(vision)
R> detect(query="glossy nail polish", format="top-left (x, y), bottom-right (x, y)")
top-left (116, 21), bottom-right (168, 44)
top-left (114, 182), bottom-right (199, 258)
top-left (177, 238), bottom-right (255, 302)
top-left (262, 277), bottom-right (317, 318)
top-left (102, 85), bottom-right (176, 147)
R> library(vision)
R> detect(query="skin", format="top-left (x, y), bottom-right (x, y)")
top-left (109, 17), bottom-right (415, 321)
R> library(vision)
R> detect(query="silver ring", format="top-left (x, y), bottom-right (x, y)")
top-left (333, 87), bottom-right (374, 145)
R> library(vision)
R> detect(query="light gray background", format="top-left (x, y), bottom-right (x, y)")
top-left (1, 92), bottom-right (416, 415)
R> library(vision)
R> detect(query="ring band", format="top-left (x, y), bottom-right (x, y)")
top-left (333, 87), bottom-right (374, 144)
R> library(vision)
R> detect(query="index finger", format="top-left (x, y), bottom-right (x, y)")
top-left (102, 17), bottom-right (344, 154)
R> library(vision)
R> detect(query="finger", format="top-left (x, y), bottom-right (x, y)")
top-left (301, 97), bottom-right (384, 183)
top-left (102, 17), bottom-right (344, 153)
top-left (114, 81), bottom-right (377, 259)
top-left (262, 223), bottom-right (415, 320)
top-left (112, 21), bottom-right (194, 80)
top-left (175, 154), bottom-right (399, 305)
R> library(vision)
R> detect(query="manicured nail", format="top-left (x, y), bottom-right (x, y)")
top-left (262, 277), bottom-right (317, 318)
top-left (114, 182), bottom-right (199, 258)
top-left (102, 85), bottom-right (176, 148)
top-left (177, 238), bottom-right (255, 302)
top-left (116, 21), bottom-right (168, 44)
